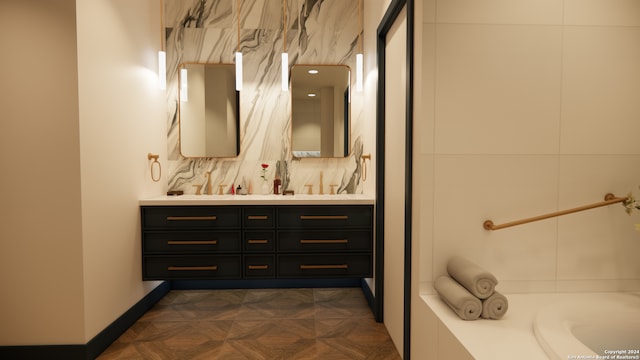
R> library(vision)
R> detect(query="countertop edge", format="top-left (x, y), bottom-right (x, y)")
top-left (139, 194), bottom-right (376, 206)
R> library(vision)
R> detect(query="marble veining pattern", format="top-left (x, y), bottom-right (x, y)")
top-left (163, 0), bottom-right (365, 195)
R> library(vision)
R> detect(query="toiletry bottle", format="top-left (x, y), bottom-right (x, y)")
top-left (273, 176), bottom-right (282, 195)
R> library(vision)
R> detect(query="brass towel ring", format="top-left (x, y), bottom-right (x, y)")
top-left (148, 153), bottom-right (161, 182)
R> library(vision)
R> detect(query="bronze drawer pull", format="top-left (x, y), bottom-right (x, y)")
top-left (300, 264), bottom-right (348, 270)
top-left (300, 215), bottom-right (349, 220)
top-left (247, 215), bottom-right (269, 220)
top-left (167, 265), bottom-right (218, 271)
top-left (167, 240), bottom-right (217, 245)
top-left (247, 265), bottom-right (269, 270)
top-left (247, 239), bottom-right (268, 244)
top-left (166, 215), bottom-right (217, 221)
top-left (300, 239), bottom-right (348, 244)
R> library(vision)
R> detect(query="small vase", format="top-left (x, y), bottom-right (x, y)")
top-left (261, 181), bottom-right (270, 195)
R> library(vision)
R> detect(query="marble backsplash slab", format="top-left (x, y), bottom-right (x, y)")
top-left (163, 0), bottom-right (366, 195)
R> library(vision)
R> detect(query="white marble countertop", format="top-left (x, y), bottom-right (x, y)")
top-left (139, 194), bottom-right (376, 206)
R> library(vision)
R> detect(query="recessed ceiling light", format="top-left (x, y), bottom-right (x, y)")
top-left (307, 93), bottom-right (317, 97)
top-left (308, 69), bottom-right (319, 74)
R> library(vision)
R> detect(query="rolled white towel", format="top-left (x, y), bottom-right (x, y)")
top-left (434, 276), bottom-right (482, 321)
top-left (481, 291), bottom-right (509, 319)
top-left (447, 256), bottom-right (498, 299)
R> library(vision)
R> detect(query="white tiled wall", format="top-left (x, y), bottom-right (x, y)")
top-left (434, 24), bottom-right (563, 155)
top-left (564, 0), bottom-right (640, 26)
top-left (412, 2), bottom-right (640, 356)
top-left (415, 0), bottom-right (640, 296)
top-left (560, 26), bottom-right (640, 154)
top-left (436, 0), bottom-right (563, 25)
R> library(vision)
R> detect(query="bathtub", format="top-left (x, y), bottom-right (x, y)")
top-left (534, 292), bottom-right (640, 360)
top-left (422, 291), bottom-right (640, 359)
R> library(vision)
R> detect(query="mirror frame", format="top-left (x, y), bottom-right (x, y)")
top-left (290, 64), bottom-right (352, 158)
top-left (177, 62), bottom-right (241, 159)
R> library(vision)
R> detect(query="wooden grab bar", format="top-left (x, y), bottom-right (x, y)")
top-left (483, 193), bottom-right (629, 231)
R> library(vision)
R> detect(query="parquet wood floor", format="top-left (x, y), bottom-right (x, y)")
top-left (97, 287), bottom-right (401, 359)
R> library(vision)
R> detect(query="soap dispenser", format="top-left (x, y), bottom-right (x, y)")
top-left (273, 175), bottom-right (282, 195)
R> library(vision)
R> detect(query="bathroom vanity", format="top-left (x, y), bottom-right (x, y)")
top-left (139, 195), bottom-right (374, 281)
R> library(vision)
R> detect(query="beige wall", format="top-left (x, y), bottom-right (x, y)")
top-left (360, 0), bottom-right (392, 197)
top-left (412, 0), bottom-right (640, 357)
top-left (0, 0), bottom-right (166, 345)
top-left (0, 0), bottom-right (85, 345)
top-left (76, 0), bottom-right (166, 341)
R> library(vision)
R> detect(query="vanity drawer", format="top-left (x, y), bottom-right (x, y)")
top-left (142, 206), bottom-right (241, 229)
top-left (143, 231), bottom-right (241, 253)
top-left (277, 230), bottom-right (372, 252)
top-left (243, 255), bottom-right (276, 278)
top-left (243, 231), bottom-right (275, 252)
top-left (243, 207), bottom-right (275, 228)
top-left (277, 206), bottom-right (373, 228)
top-left (143, 255), bottom-right (241, 280)
top-left (278, 254), bottom-right (372, 278)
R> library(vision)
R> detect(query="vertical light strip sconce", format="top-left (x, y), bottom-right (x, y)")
top-left (235, 53), bottom-right (243, 91)
top-left (282, 53), bottom-right (289, 92)
top-left (355, 0), bottom-right (363, 92)
top-left (235, 0), bottom-right (243, 91)
top-left (158, 1), bottom-right (166, 89)
top-left (158, 51), bottom-right (167, 90)
top-left (348, 70), bottom-right (352, 103)
top-left (179, 68), bottom-right (188, 101)
top-left (281, 0), bottom-right (289, 91)
top-left (356, 54), bottom-right (363, 92)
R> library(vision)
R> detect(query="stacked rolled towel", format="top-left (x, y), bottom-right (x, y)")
top-left (434, 276), bottom-right (482, 320)
top-left (480, 290), bottom-right (508, 320)
top-left (435, 256), bottom-right (509, 320)
top-left (447, 256), bottom-right (497, 299)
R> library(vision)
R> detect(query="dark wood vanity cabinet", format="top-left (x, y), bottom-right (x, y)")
top-left (276, 206), bottom-right (373, 278)
top-left (242, 206), bottom-right (276, 279)
top-left (141, 204), bottom-right (373, 281)
top-left (141, 206), bottom-right (243, 280)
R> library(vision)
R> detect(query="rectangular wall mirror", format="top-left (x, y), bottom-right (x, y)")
top-left (291, 65), bottom-right (350, 158)
top-left (178, 63), bottom-right (240, 158)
